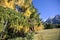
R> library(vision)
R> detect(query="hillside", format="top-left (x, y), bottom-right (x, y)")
top-left (45, 15), bottom-right (60, 28)
top-left (45, 15), bottom-right (60, 24)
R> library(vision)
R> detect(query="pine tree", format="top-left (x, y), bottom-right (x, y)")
top-left (0, 0), bottom-right (44, 40)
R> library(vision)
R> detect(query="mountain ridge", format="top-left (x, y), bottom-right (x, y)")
top-left (45, 14), bottom-right (60, 24)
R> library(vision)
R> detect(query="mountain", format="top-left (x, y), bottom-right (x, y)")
top-left (45, 15), bottom-right (60, 24)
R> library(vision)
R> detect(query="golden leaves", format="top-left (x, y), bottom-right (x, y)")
top-left (34, 24), bottom-right (44, 32)
top-left (4, 0), bottom-right (14, 9)
top-left (24, 9), bottom-right (31, 17)
top-left (0, 0), bottom-right (32, 10)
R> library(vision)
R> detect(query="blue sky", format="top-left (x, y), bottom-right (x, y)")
top-left (33, 0), bottom-right (60, 21)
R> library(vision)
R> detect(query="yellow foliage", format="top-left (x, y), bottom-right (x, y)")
top-left (16, 25), bottom-right (23, 31)
top-left (4, 0), bottom-right (14, 9)
top-left (10, 24), bottom-right (23, 31)
top-left (0, 0), bottom-right (32, 10)
top-left (22, 27), bottom-right (29, 33)
top-left (24, 8), bottom-right (32, 17)
top-left (0, 0), bottom-right (14, 9)
top-left (34, 24), bottom-right (44, 32)
top-left (0, 0), bottom-right (44, 34)
top-left (15, 0), bottom-right (32, 9)
top-left (15, 0), bottom-right (25, 7)
top-left (10, 24), bottom-right (29, 33)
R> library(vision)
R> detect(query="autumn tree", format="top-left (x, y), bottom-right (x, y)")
top-left (0, 0), bottom-right (44, 40)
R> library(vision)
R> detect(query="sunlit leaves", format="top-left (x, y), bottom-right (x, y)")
top-left (0, 0), bottom-right (44, 39)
